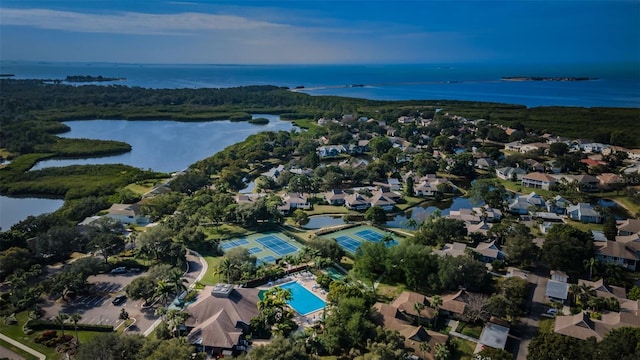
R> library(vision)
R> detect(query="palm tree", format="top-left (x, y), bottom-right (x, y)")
top-left (584, 257), bottom-right (597, 280)
top-left (167, 270), bottom-right (188, 298)
top-left (69, 313), bottom-right (82, 344)
top-left (419, 342), bottom-right (432, 360)
top-left (54, 312), bottom-right (69, 337)
top-left (406, 218), bottom-right (418, 230)
top-left (430, 295), bottom-right (443, 326)
top-left (569, 284), bottom-right (581, 306)
top-left (215, 257), bottom-right (239, 284)
top-left (414, 302), bottom-right (425, 325)
top-left (155, 280), bottom-right (174, 307)
top-left (577, 284), bottom-right (596, 306)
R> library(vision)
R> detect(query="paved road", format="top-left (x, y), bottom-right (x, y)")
top-left (0, 333), bottom-right (45, 360)
top-left (516, 273), bottom-right (549, 360)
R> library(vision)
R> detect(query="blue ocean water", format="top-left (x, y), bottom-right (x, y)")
top-left (1, 61), bottom-right (639, 108)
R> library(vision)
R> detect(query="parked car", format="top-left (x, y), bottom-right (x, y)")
top-left (546, 308), bottom-right (558, 315)
top-left (112, 295), bottom-right (127, 305)
top-left (110, 267), bottom-right (126, 274)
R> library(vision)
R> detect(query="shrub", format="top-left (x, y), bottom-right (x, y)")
top-left (3, 313), bottom-right (17, 325)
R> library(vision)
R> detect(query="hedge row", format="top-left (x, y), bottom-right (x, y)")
top-left (25, 319), bottom-right (113, 332)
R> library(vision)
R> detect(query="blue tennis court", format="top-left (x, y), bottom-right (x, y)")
top-left (335, 235), bottom-right (362, 254)
top-left (220, 238), bottom-right (250, 250)
top-left (248, 247), bottom-right (263, 254)
top-left (256, 235), bottom-right (299, 256)
top-left (355, 229), bottom-right (384, 241)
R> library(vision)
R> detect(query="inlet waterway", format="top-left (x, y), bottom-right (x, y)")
top-left (1, 115), bottom-right (293, 229)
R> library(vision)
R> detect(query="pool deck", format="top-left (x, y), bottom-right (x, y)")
top-left (258, 271), bottom-right (327, 328)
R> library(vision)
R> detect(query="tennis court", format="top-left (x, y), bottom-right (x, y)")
top-left (321, 225), bottom-right (401, 254)
top-left (220, 232), bottom-right (301, 264)
top-left (220, 238), bottom-right (250, 250)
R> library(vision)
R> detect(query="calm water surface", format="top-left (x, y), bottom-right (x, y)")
top-left (31, 115), bottom-right (293, 173)
top-left (0, 196), bottom-right (64, 230)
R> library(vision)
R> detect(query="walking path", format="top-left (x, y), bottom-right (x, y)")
top-left (0, 333), bottom-right (46, 360)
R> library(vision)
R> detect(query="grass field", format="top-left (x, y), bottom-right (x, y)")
top-left (451, 337), bottom-right (477, 360)
top-left (0, 338), bottom-right (39, 360)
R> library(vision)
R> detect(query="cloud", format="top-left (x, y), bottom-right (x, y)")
top-left (0, 8), bottom-right (288, 36)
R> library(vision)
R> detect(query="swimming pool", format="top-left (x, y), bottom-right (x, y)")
top-left (279, 281), bottom-right (326, 316)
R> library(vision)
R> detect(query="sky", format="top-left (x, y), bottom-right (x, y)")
top-left (1, 0), bottom-right (639, 65)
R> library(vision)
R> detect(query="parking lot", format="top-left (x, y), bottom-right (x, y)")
top-left (39, 251), bottom-right (205, 335)
top-left (41, 270), bottom-right (159, 333)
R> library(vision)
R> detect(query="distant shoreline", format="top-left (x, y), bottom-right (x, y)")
top-left (501, 76), bottom-right (597, 82)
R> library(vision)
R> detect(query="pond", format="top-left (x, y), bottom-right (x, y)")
top-left (0, 195), bottom-right (65, 230)
top-left (386, 196), bottom-right (477, 229)
top-left (302, 215), bottom-right (346, 230)
top-left (30, 114), bottom-right (293, 173)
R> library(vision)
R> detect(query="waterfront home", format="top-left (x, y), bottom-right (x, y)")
top-left (105, 203), bottom-right (147, 225)
top-left (344, 193), bottom-right (370, 211)
top-left (521, 172), bottom-right (557, 190)
top-left (520, 142), bottom-right (550, 154)
top-left (278, 192), bottom-right (311, 213)
top-left (324, 189), bottom-right (347, 205)
top-left (597, 173), bottom-right (625, 190)
top-left (617, 218), bottom-right (640, 236)
top-left (567, 203), bottom-right (602, 223)
top-left (495, 166), bottom-right (526, 181)
top-left (368, 193), bottom-right (397, 212)
top-left (473, 240), bottom-right (504, 263)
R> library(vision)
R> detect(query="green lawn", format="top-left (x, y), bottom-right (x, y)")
top-left (199, 253), bottom-right (223, 285)
top-left (457, 322), bottom-right (483, 339)
top-left (203, 224), bottom-right (250, 240)
top-left (305, 205), bottom-right (349, 216)
top-left (538, 318), bottom-right (555, 334)
top-left (451, 337), bottom-right (477, 360)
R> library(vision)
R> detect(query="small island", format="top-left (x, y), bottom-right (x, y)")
top-left (65, 75), bottom-right (126, 82)
top-left (501, 76), bottom-right (596, 81)
top-left (248, 117), bottom-right (270, 125)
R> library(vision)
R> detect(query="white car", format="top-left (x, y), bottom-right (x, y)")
top-left (546, 308), bottom-right (558, 315)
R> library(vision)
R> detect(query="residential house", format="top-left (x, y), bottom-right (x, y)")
top-left (433, 242), bottom-right (468, 258)
top-left (324, 189), bottom-right (347, 205)
top-left (389, 291), bottom-right (435, 323)
top-left (474, 205), bottom-right (502, 223)
top-left (577, 278), bottom-right (627, 300)
top-left (476, 157), bottom-right (497, 170)
top-left (369, 193), bottom-right (397, 212)
top-left (597, 173), bottom-right (624, 190)
top-left (554, 312), bottom-right (612, 341)
top-left (546, 195), bottom-right (572, 214)
top-left (521, 172), bottom-right (558, 190)
top-left (495, 166), bottom-right (527, 181)
top-left (545, 270), bottom-right (569, 303)
top-left (477, 322), bottom-right (510, 352)
top-left (105, 203), bottom-right (147, 225)
top-left (185, 285), bottom-right (259, 358)
top-left (554, 174), bottom-right (600, 192)
top-left (579, 142), bottom-right (608, 154)
top-left (508, 192), bottom-right (545, 215)
top-left (523, 159), bottom-right (545, 172)
top-left (467, 221), bottom-right (492, 235)
top-left (397, 116), bottom-right (416, 124)
top-left (278, 193), bottom-right (310, 213)
top-left (373, 302), bottom-right (447, 360)
top-left (473, 241), bottom-right (504, 263)
top-left (617, 218), bottom-right (640, 237)
top-left (387, 178), bottom-right (402, 191)
top-left (432, 290), bottom-right (478, 318)
top-left (627, 148), bottom-right (640, 160)
top-left (567, 203), bottom-right (602, 223)
top-left (317, 145), bottom-right (346, 158)
top-left (595, 241), bottom-right (639, 271)
top-left (504, 141), bottom-right (522, 152)
top-left (449, 209), bottom-right (481, 224)
top-left (344, 193), bottom-right (371, 211)
top-left (520, 142), bottom-right (550, 154)
top-left (262, 164), bottom-right (285, 181)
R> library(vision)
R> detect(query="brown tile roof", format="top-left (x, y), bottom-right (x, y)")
top-left (390, 291), bottom-right (435, 319)
top-left (617, 219), bottom-right (640, 235)
top-left (523, 172), bottom-right (557, 182)
top-left (577, 279), bottom-right (627, 300)
top-left (595, 241), bottom-right (640, 261)
top-left (554, 312), bottom-right (611, 341)
top-left (185, 287), bottom-right (260, 349)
